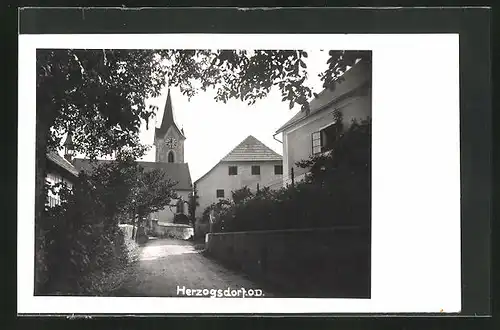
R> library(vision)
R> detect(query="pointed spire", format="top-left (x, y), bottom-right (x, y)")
top-left (63, 132), bottom-right (73, 147)
top-left (63, 132), bottom-right (75, 162)
top-left (155, 88), bottom-right (186, 139)
top-left (157, 88), bottom-right (174, 133)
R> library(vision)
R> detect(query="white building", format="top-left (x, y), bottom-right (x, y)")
top-left (274, 59), bottom-right (372, 186)
top-left (194, 135), bottom-right (283, 218)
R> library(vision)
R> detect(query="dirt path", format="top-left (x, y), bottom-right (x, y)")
top-left (113, 237), bottom-right (271, 297)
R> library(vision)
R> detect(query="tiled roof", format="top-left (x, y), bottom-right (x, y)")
top-left (221, 135), bottom-right (283, 162)
top-left (155, 88), bottom-right (186, 139)
top-left (194, 136), bottom-right (282, 184)
top-left (73, 158), bottom-right (193, 190)
top-left (275, 59), bottom-right (371, 134)
top-left (46, 151), bottom-right (79, 177)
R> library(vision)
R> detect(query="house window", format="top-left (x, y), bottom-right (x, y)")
top-left (321, 123), bottom-right (341, 152)
top-left (312, 122), bottom-right (343, 155)
top-left (274, 165), bottom-right (283, 175)
top-left (168, 151), bottom-right (175, 163)
top-left (228, 166), bottom-right (238, 175)
top-left (251, 165), bottom-right (260, 175)
top-left (216, 189), bottom-right (225, 198)
top-left (312, 132), bottom-right (322, 155)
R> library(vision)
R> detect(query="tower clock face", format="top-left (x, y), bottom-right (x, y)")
top-left (165, 137), bottom-right (178, 149)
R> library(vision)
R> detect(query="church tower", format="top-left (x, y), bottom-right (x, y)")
top-left (154, 89), bottom-right (186, 163)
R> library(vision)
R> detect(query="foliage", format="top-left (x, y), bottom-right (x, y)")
top-left (39, 175), bottom-right (128, 294)
top-left (210, 119), bottom-right (371, 233)
top-left (156, 50), bottom-right (371, 113)
top-left (231, 186), bottom-right (254, 205)
top-left (37, 155), bottom-right (177, 294)
top-left (37, 50), bottom-right (168, 156)
top-left (201, 199), bottom-right (232, 224)
top-left (128, 166), bottom-right (178, 222)
top-left (296, 117), bottom-right (371, 184)
top-left (81, 235), bottom-right (140, 295)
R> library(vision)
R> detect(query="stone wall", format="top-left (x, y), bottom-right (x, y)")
top-left (194, 221), bottom-right (210, 239)
top-left (205, 226), bottom-right (370, 298)
top-left (152, 221), bottom-right (194, 240)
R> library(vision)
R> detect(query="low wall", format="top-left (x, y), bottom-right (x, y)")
top-left (205, 226), bottom-right (370, 298)
top-left (152, 221), bottom-right (194, 240)
top-left (194, 221), bottom-right (210, 239)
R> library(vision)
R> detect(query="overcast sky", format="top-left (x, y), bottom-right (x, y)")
top-left (139, 50), bottom-right (330, 182)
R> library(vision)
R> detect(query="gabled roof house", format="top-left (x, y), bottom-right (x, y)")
top-left (194, 135), bottom-right (283, 218)
top-left (274, 57), bottom-right (372, 186)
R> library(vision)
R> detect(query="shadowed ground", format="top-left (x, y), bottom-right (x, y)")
top-left (112, 237), bottom-right (272, 297)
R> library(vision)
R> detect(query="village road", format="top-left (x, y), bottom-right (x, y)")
top-left (113, 237), bottom-right (271, 297)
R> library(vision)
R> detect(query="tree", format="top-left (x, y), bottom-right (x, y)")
top-left (35, 50), bottom-right (170, 286)
top-left (84, 146), bottom-right (148, 224)
top-left (127, 166), bottom-right (178, 241)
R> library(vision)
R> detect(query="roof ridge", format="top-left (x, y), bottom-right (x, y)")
top-left (73, 158), bottom-right (193, 190)
top-left (221, 135), bottom-right (282, 162)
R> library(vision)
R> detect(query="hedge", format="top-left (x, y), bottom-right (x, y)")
top-left (36, 175), bottom-right (138, 295)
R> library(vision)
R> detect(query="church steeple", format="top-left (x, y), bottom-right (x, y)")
top-left (155, 88), bottom-right (185, 139)
top-left (154, 88), bottom-right (186, 164)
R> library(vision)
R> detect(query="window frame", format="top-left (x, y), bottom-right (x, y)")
top-left (251, 165), bottom-right (261, 175)
top-left (167, 150), bottom-right (175, 163)
top-left (216, 189), bottom-right (225, 198)
top-left (312, 120), bottom-right (343, 155)
top-left (321, 123), bottom-right (340, 152)
top-left (274, 165), bottom-right (283, 175)
top-left (228, 166), bottom-right (238, 175)
top-left (312, 131), bottom-right (322, 155)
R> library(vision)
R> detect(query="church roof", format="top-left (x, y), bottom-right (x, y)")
top-left (73, 158), bottom-right (193, 191)
top-left (155, 89), bottom-right (186, 139)
top-left (46, 151), bottom-right (79, 177)
top-left (221, 135), bottom-right (282, 162)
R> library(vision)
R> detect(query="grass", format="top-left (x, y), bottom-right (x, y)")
top-left (82, 237), bottom-right (141, 296)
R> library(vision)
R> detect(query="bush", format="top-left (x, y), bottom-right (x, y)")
top-left (38, 174), bottom-right (136, 295)
top-left (231, 186), bottom-right (254, 205)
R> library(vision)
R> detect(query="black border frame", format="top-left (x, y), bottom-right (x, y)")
top-left (13, 6), bottom-right (491, 322)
